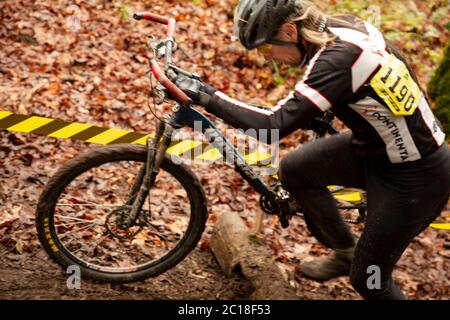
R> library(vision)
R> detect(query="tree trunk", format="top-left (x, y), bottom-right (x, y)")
top-left (428, 42), bottom-right (450, 137)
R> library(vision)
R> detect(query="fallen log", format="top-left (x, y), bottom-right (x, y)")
top-left (210, 211), bottom-right (299, 300)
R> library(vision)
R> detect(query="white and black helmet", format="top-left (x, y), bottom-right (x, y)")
top-left (233, 0), bottom-right (304, 50)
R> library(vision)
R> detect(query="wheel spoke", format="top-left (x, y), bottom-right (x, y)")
top-left (55, 214), bottom-right (104, 223)
top-left (58, 222), bottom-right (103, 239)
top-left (54, 215), bottom-right (95, 222)
top-left (56, 220), bottom-right (103, 227)
top-left (55, 203), bottom-right (120, 208)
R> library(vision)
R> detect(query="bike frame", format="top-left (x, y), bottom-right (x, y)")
top-left (124, 101), bottom-right (279, 227)
top-left (171, 105), bottom-right (273, 197)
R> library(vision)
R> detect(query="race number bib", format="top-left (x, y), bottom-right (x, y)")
top-left (370, 54), bottom-right (423, 116)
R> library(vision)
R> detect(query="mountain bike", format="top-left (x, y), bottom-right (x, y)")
top-left (35, 12), bottom-right (367, 283)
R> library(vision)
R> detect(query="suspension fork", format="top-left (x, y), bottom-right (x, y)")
top-left (125, 120), bottom-right (165, 206)
top-left (122, 116), bottom-right (175, 227)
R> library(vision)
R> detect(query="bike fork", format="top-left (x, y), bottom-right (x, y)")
top-left (123, 116), bottom-right (175, 227)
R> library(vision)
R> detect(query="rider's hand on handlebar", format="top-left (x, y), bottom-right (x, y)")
top-left (173, 74), bottom-right (216, 106)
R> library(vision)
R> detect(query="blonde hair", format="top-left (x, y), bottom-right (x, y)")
top-left (295, 2), bottom-right (335, 44)
top-left (287, 1), bottom-right (339, 57)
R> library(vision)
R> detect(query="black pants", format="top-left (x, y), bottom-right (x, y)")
top-left (278, 133), bottom-right (450, 300)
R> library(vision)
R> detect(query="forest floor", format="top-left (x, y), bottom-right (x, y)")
top-left (0, 0), bottom-right (449, 299)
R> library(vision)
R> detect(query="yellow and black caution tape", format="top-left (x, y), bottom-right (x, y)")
top-left (1, 110), bottom-right (448, 230)
top-left (0, 110), bottom-right (272, 165)
top-left (0, 110), bottom-right (150, 145)
top-left (431, 213), bottom-right (450, 230)
top-left (429, 223), bottom-right (450, 230)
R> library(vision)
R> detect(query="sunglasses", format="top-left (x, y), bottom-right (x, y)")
top-left (257, 39), bottom-right (298, 54)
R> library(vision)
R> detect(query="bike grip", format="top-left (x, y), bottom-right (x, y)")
top-left (133, 12), bottom-right (176, 37)
top-left (150, 60), bottom-right (191, 105)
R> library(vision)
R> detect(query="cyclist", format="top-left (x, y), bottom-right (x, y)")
top-left (173, 0), bottom-right (450, 299)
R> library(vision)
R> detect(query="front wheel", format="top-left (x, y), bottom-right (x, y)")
top-left (36, 144), bottom-right (208, 283)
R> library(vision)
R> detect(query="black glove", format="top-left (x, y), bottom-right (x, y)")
top-left (307, 111), bottom-right (338, 137)
top-left (173, 75), bottom-right (216, 106)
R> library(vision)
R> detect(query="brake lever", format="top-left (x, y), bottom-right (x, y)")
top-left (166, 68), bottom-right (178, 82)
top-left (154, 84), bottom-right (168, 104)
top-left (168, 64), bottom-right (201, 81)
top-left (147, 35), bottom-right (157, 51)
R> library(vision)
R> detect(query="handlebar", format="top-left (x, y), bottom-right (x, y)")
top-left (134, 11), bottom-right (191, 105)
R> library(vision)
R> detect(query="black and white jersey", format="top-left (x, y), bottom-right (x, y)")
top-left (205, 15), bottom-right (446, 164)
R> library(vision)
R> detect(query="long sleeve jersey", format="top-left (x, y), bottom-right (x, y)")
top-left (204, 16), bottom-right (445, 164)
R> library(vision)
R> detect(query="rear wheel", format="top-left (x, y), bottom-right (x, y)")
top-left (36, 144), bottom-right (208, 283)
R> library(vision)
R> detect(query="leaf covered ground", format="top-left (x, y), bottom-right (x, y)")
top-left (0, 0), bottom-right (449, 299)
